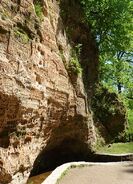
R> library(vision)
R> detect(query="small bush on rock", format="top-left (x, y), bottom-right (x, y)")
top-left (34, 0), bottom-right (43, 20)
top-left (68, 45), bottom-right (82, 76)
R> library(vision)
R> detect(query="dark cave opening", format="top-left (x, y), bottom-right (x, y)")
top-left (29, 136), bottom-right (133, 178)
top-left (30, 138), bottom-right (90, 177)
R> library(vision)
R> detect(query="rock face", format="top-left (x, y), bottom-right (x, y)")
top-left (92, 87), bottom-right (127, 142)
top-left (0, 0), bottom-right (97, 183)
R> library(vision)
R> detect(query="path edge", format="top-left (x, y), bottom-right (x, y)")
top-left (41, 161), bottom-right (132, 184)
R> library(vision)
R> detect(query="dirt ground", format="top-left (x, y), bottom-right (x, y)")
top-left (58, 163), bottom-right (133, 184)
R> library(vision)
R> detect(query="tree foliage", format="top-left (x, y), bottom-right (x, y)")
top-left (80, 0), bottom-right (133, 133)
top-left (80, 0), bottom-right (133, 94)
top-left (80, 0), bottom-right (132, 51)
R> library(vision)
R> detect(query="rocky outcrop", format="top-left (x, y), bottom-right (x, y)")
top-left (0, 0), bottom-right (97, 183)
top-left (91, 86), bottom-right (127, 142)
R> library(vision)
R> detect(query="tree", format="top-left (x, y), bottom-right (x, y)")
top-left (80, 0), bottom-right (132, 51)
top-left (100, 50), bottom-right (133, 94)
top-left (80, 0), bottom-right (133, 94)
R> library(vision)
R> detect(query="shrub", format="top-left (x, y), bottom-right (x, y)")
top-left (68, 57), bottom-right (82, 76)
top-left (68, 45), bottom-right (82, 76)
top-left (91, 85), bottom-right (127, 141)
top-left (14, 29), bottom-right (30, 44)
top-left (34, 1), bottom-right (43, 20)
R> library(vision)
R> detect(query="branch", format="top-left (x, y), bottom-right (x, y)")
top-left (127, 96), bottom-right (133, 100)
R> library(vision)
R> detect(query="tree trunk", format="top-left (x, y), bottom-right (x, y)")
top-left (117, 83), bottom-right (122, 93)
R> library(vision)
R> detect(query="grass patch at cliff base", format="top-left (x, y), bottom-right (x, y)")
top-left (97, 142), bottom-right (133, 154)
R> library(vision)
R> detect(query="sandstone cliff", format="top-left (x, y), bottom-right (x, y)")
top-left (0, 0), bottom-right (126, 184)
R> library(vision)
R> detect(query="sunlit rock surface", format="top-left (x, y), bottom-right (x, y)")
top-left (0, 1), bottom-right (97, 183)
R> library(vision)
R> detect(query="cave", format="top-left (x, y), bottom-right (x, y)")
top-left (30, 138), bottom-right (90, 177)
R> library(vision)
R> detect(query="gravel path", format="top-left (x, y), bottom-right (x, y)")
top-left (58, 163), bottom-right (133, 184)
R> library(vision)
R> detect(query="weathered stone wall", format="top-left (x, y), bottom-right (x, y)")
top-left (0, 0), bottom-right (97, 183)
top-left (91, 86), bottom-right (127, 143)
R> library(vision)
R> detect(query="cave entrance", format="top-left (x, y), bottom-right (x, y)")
top-left (30, 138), bottom-right (89, 177)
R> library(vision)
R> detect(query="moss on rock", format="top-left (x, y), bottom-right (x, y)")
top-left (91, 85), bottom-right (127, 142)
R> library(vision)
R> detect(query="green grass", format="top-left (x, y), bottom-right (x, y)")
top-left (56, 168), bottom-right (70, 184)
top-left (97, 142), bottom-right (133, 154)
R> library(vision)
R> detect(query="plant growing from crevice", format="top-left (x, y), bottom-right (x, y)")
top-left (34, 0), bottom-right (43, 21)
top-left (1, 8), bottom-right (11, 20)
top-left (68, 57), bottom-right (82, 76)
top-left (14, 28), bottom-right (30, 44)
top-left (68, 44), bottom-right (82, 76)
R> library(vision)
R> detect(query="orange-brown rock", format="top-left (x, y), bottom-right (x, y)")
top-left (0, 0), bottom-right (97, 183)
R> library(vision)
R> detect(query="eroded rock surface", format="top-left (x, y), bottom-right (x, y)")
top-left (92, 87), bottom-right (127, 142)
top-left (0, 0), bottom-right (97, 183)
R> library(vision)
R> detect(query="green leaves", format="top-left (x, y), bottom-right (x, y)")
top-left (80, 0), bottom-right (133, 95)
top-left (80, 0), bottom-right (132, 53)
top-left (34, 0), bottom-right (43, 21)
top-left (68, 57), bottom-right (82, 75)
top-left (68, 45), bottom-right (82, 76)
top-left (100, 51), bottom-right (133, 92)
top-left (79, 0), bottom-right (132, 138)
